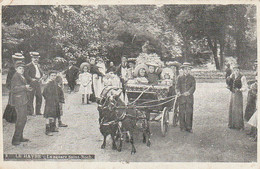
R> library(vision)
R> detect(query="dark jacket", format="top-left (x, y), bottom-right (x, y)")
top-left (24, 62), bottom-right (44, 84)
top-left (64, 65), bottom-right (79, 82)
top-left (116, 63), bottom-right (128, 77)
top-left (147, 73), bottom-right (159, 85)
top-left (6, 66), bottom-right (16, 90)
top-left (90, 64), bottom-right (103, 76)
top-left (175, 74), bottom-right (196, 104)
top-left (43, 80), bottom-right (60, 118)
top-left (10, 72), bottom-right (29, 106)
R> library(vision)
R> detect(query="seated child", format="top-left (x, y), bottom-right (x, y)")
top-left (160, 67), bottom-right (174, 86)
top-left (146, 62), bottom-right (160, 85)
top-left (133, 64), bottom-right (149, 84)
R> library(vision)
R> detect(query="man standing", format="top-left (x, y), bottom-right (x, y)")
top-left (64, 59), bottom-right (79, 93)
top-left (116, 56), bottom-right (128, 95)
top-left (175, 62), bottom-right (196, 133)
top-left (24, 52), bottom-right (43, 116)
top-left (10, 61), bottom-right (32, 145)
top-left (3, 53), bottom-right (25, 123)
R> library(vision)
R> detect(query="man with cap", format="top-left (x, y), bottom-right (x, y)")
top-left (10, 61), bottom-right (33, 145)
top-left (64, 59), bottom-right (79, 93)
top-left (24, 52), bottom-right (44, 116)
top-left (175, 62), bottom-right (196, 133)
top-left (4, 53), bottom-right (25, 123)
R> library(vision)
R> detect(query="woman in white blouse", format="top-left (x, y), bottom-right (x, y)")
top-left (227, 65), bottom-right (247, 130)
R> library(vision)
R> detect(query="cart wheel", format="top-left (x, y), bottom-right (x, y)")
top-left (161, 107), bottom-right (169, 137)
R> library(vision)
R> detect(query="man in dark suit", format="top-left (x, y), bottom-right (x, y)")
top-left (175, 62), bottom-right (196, 133)
top-left (24, 52), bottom-right (44, 115)
top-left (64, 60), bottom-right (79, 93)
top-left (3, 53), bottom-right (25, 123)
top-left (10, 61), bottom-right (33, 145)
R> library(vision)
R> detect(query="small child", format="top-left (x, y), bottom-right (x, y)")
top-left (79, 63), bottom-right (93, 104)
top-left (55, 76), bottom-right (68, 127)
top-left (146, 62), bottom-right (160, 85)
top-left (43, 70), bottom-right (60, 136)
top-left (160, 67), bottom-right (174, 86)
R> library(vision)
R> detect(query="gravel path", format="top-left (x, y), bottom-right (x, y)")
top-left (2, 83), bottom-right (257, 162)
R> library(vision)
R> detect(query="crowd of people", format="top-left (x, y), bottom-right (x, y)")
top-left (3, 50), bottom-right (257, 146)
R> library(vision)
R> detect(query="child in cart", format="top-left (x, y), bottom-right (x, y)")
top-left (79, 62), bottom-right (93, 104)
top-left (160, 67), bottom-right (174, 86)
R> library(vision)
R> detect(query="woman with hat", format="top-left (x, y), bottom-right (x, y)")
top-left (4, 53), bottom-right (25, 123)
top-left (10, 61), bottom-right (33, 145)
top-left (146, 62), bottom-right (160, 85)
top-left (79, 62), bottom-right (92, 104)
top-left (226, 65), bottom-right (248, 130)
top-left (133, 64), bottom-right (149, 84)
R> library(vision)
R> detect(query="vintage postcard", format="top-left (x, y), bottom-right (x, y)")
top-left (0, 0), bottom-right (259, 169)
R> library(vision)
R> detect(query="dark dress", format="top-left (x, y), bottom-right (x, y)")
top-left (64, 66), bottom-right (79, 91)
top-left (57, 85), bottom-right (65, 117)
top-left (244, 82), bottom-right (257, 121)
top-left (43, 80), bottom-right (60, 118)
top-left (227, 74), bottom-right (245, 129)
top-left (147, 73), bottom-right (159, 85)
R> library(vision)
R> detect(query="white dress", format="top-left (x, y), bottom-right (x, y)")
top-left (79, 72), bottom-right (93, 95)
top-left (93, 62), bottom-right (106, 99)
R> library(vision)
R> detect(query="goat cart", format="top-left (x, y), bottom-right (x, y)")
top-left (125, 83), bottom-right (178, 137)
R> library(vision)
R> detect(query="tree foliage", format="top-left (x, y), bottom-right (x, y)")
top-left (2, 5), bottom-right (256, 71)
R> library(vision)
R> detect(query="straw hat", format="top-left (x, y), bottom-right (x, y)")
top-left (134, 64), bottom-right (148, 77)
top-left (12, 53), bottom-right (25, 60)
top-left (180, 62), bottom-right (192, 69)
top-left (166, 61), bottom-right (181, 67)
top-left (29, 52), bottom-right (40, 58)
top-left (146, 62), bottom-right (159, 67)
top-left (161, 67), bottom-right (174, 79)
top-left (14, 61), bottom-right (25, 68)
top-left (80, 62), bottom-right (90, 71)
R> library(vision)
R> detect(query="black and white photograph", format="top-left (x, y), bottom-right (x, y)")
top-left (1, 2), bottom-right (258, 165)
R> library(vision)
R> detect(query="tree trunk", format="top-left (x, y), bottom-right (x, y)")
top-left (235, 6), bottom-right (247, 69)
top-left (219, 38), bottom-right (225, 70)
top-left (207, 36), bottom-right (220, 70)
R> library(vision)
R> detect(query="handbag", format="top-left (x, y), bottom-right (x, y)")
top-left (3, 104), bottom-right (17, 123)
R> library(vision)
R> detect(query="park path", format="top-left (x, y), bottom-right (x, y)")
top-left (2, 83), bottom-right (257, 162)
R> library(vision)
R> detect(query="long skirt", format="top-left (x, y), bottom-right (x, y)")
top-left (93, 76), bottom-right (104, 99)
top-left (228, 91), bottom-right (244, 129)
top-left (244, 89), bottom-right (256, 121)
top-left (248, 111), bottom-right (257, 128)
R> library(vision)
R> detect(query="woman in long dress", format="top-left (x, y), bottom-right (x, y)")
top-left (94, 57), bottom-right (106, 100)
top-left (227, 66), bottom-right (247, 130)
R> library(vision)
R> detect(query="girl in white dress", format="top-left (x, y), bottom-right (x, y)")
top-left (79, 63), bottom-right (92, 104)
